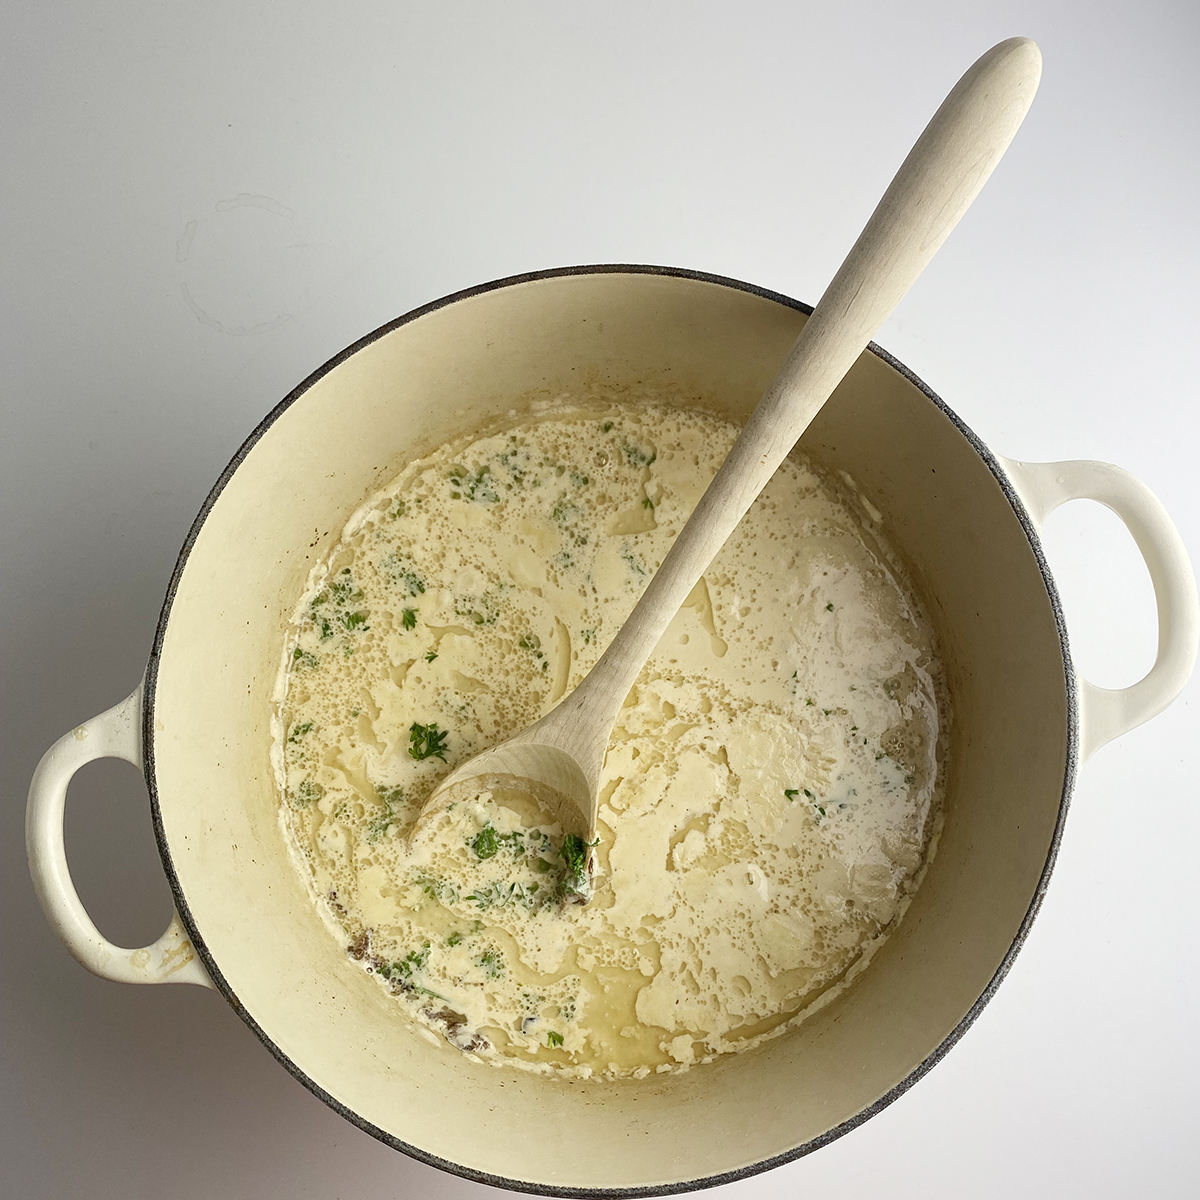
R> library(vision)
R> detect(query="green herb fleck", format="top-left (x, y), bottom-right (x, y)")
top-left (478, 949), bottom-right (503, 978)
top-left (367, 785), bottom-right (403, 842)
top-left (642, 497), bottom-right (654, 509)
top-left (402, 607), bottom-right (418, 630)
top-left (546, 1031), bottom-right (564, 1048)
top-left (409, 722), bottom-right (449, 762)
top-left (295, 777), bottom-right (324, 806)
top-left (414, 873), bottom-right (458, 904)
top-left (784, 788), bottom-right (799, 801)
top-left (620, 544), bottom-right (646, 578)
top-left (558, 834), bottom-right (597, 902)
top-left (330, 571), bottom-right (361, 604)
top-left (425, 649), bottom-right (438, 662)
top-left (378, 944), bottom-right (430, 984)
top-left (551, 499), bottom-right (583, 524)
top-left (448, 465), bottom-right (500, 504)
top-left (471, 825), bottom-right (500, 860)
top-left (382, 554), bottom-right (427, 596)
top-left (454, 590), bottom-right (500, 627)
top-left (291, 647), bottom-right (318, 669)
top-left (601, 421), bottom-right (613, 433)
top-left (340, 610), bottom-right (369, 632)
top-left (288, 721), bottom-right (313, 743)
top-left (446, 931), bottom-right (463, 947)
top-left (826, 602), bottom-right (834, 612)
top-left (621, 442), bottom-right (656, 468)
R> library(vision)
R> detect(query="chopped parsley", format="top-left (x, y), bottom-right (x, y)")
top-left (288, 721), bottom-right (313, 743)
top-left (295, 777), bottom-right (324, 806)
top-left (546, 1031), bottom-right (564, 1048)
top-left (381, 554), bottom-right (426, 596)
top-left (378, 944), bottom-right (430, 984)
top-left (551, 500), bottom-right (581, 524)
top-left (558, 833), bottom-right (598, 902)
top-left (621, 441), bottom-right (656, 468)
top-left (784, 788), bottom-right (799, 801)
top-left (367, 784), bottom-right (403, 842)
top-left (448, 465), bottom-right (499, 504)
top-left (471, 825), bottom-right (500, 860)
top-left (620, 543), bottom-right (646, 578)
top-left (401, 607), bottom-right (418, 630)
top-left (408, 722), bottom-right (449, 762)
top-left (469, 823), bottom-right (528, 861)
top-left (329, 570), bottom-right (360, 604)
top-left (424, 649), bottom-right (438, 662)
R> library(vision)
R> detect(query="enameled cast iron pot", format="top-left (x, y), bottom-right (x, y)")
top-left (28, 267), bottom-right (1198, 1195)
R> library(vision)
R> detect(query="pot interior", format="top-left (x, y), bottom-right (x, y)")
top-left (147, 269), bottom-right (1071, 1193)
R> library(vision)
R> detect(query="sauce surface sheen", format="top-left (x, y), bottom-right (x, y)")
top-left (275, 399), bottom-right (948, 1078)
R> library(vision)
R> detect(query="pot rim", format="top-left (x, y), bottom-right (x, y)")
top-left (141, 263), bottom-right (1079, 1197)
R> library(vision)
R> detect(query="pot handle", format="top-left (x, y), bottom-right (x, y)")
top-left (26, 682), bottom-right (213, 988)
top-left (998, 457), bottom-right (1199, 762)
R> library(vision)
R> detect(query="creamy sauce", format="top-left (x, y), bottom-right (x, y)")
top-left (274, 399), bottom-right (948, 1078)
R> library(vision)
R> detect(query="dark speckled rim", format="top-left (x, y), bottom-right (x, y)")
top-left (142, 264), bottom-right (1078, 1197)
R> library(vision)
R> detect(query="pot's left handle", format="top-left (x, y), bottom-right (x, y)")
top-left (999, 457), bottom-right (1199, 762)
top-left (26, 683), bottom-right (214, 988)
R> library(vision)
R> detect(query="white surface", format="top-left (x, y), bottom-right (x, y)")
top-left (2, 3), bottom-right (1197, 1197)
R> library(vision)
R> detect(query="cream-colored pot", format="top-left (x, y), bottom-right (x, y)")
top-left (27, 267), bottom-right (1199, 1195)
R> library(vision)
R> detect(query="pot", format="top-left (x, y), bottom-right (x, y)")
top-left (27, 266), bottom-right (1198, 1195)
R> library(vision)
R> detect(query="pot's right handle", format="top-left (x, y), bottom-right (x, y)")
top-left (998, 457), bottom-right (1199, 762)
top-left (26, 682), bottom-right (213, 988)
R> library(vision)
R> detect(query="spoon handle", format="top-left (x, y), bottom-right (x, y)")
top-left (564, 36), bottom-right (1042, 726)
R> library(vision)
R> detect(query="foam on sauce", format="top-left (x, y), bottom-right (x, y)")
top-left (274, 400), bottom-right (948, 1078)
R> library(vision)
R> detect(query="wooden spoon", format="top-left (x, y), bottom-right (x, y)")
top-left (410, 37), bottom-right (1042, 885)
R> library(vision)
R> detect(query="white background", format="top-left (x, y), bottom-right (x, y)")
top-left (2, 3), bottom-right (1197, 1197)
